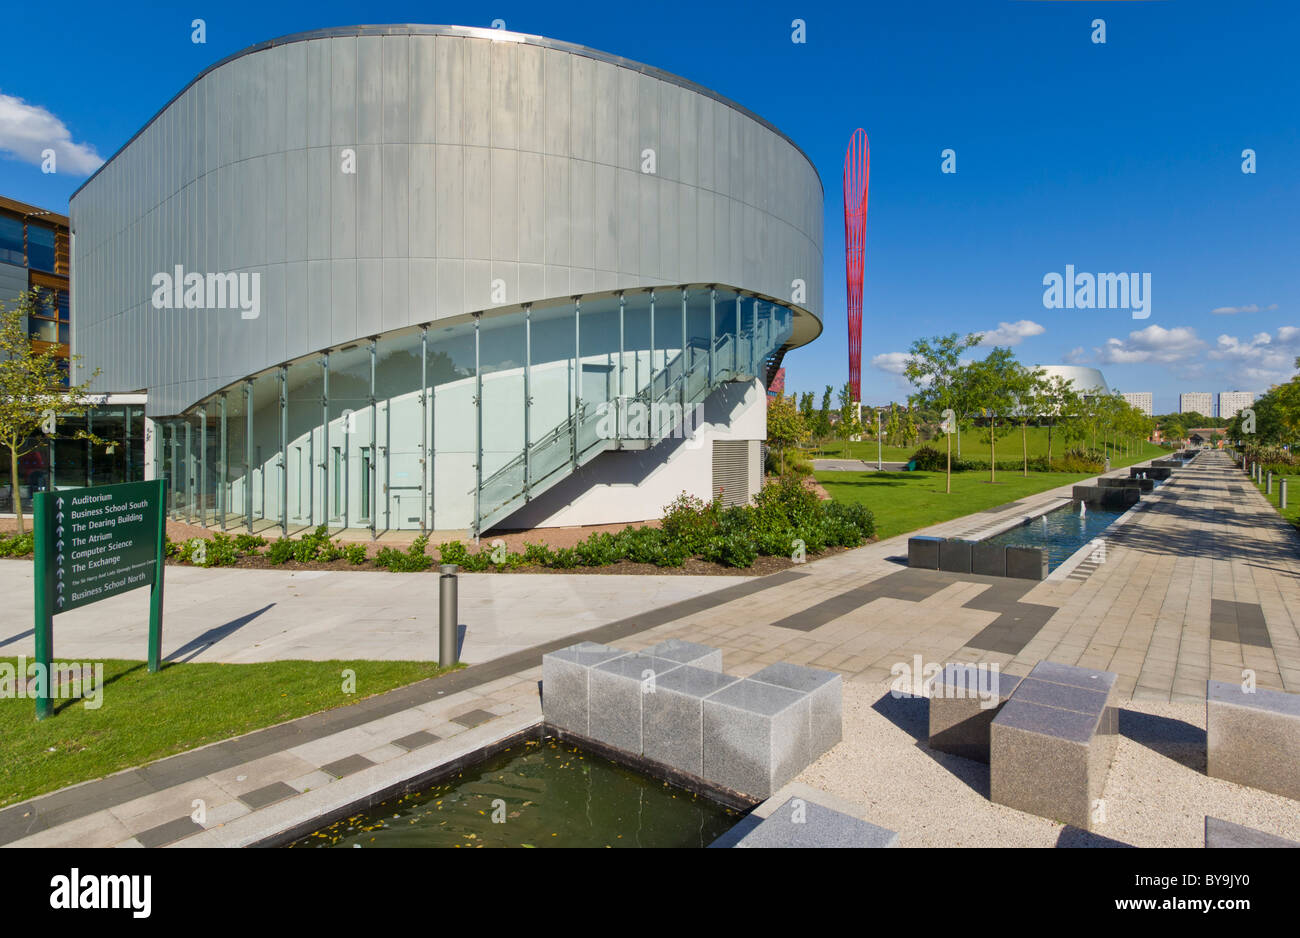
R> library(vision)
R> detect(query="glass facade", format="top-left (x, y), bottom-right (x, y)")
top-left (155, 284), bottom-right (795, 536)
top-left (0, 402), bottom-right (147, 514)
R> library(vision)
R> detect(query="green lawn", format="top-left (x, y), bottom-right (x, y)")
top-left (815, 468), bottom-right (1103, 541)
top-left (809, 427), bottom-right (1166, 468)
top-left (1251, 473), bottom-right (1300, 533)
top-left (0, 657), bottom-right (459, 809)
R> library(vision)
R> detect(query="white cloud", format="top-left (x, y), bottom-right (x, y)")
top-left (1209, 326), bottom-right (1300, 384)
top-left (0, 93), bottom-right (103, 175)
top-left (1211, 303), bottom-right (1279, 315)
top-left (1063, 346), bottom-right (1088, 364)
top-left (1095, 325), bottom-right (1206, 364)
top-left (976, 320), bottom-right (1045, 347)
top-left (870, 351), bottom-right (910, 375)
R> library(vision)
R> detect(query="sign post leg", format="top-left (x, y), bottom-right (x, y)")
top-left (33, 491), bottom-right (53, 720)
top-left (148, 479), bottom-right (167, 673)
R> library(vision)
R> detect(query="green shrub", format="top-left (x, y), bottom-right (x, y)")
top-left (266, 538), bottom-right (296, 565)
top-left (522, 541), bottom-right (553, 566)
top-left (375, 534), bottom-right (433, 572)
top-left (575, 531), bottom-right (624, 566)
top-left (908, 445), bottom-right (948, 471)
top-left (343, 543), bottom-right (368, 565)
top-left (198, 532), bottom-right (240, 567)
top-left (1052, 448), bottom-right (1106, 473)
top-left (660, 492), bottom-right (720, 554)
top-left (0, 531), bottom-right (35, 558)
top-left (234, 533), bottom-right (266, 554)
top-left (753, 475), bottom-right (822, 531)
top-left (438, 540), bottom-right (472, 565)
top-left (701, 533), bottom-right (757, 568)
top-left (547, 546), bottom-right (582, 569)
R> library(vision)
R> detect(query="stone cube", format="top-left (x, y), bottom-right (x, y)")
top-left (990, 661), bottom-right (1118, 830)
top-left (939, 538), bottom-right (973, 573)
top-left (971, 542), bottom-right (1007, 577)
top-left (748, 661), bottom-right (842, 758)
top-left (1206, 680), bottom-right (1300, 801)
top-left (703, 679), bottom-right (811, 799)
top-left (908, 536), bottom-right (941, 569)
top-left (586, 653), bottom-right (682, 754)
top-left (1204, 816), bottom-right (1300, 849)
top-left (643, 638), bottom-right (723, 672)
top-left (541, 642), bottom-right (629, 736)
top-left (1005, 545), bottom-right (1048, 580)
top-left (928, 664), bottom-right (1022, 763)
top-left (730, 797), bottom-right (899, 848)
top-left (642, 665), bottom-right (741, 775)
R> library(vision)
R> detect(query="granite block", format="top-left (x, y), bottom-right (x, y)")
top-left (908, 536), bottom-right (941, 570)
top-left (541, 641), bottom-right (628, 736)
top-left (1204, 816), bottom-right (1300, 849)
top-left (703, 679), bottom-right (811, 799)
top-left (938, 538), bottom-right (973, 574)
top-left (928, 665), bottom-right (1022, 763)
top-left (586, 653), bottom-right (682, 754)
top-left (748, 661), bottom-right (843, 758)
top-left (729, 797), bottom-right (899, 848)
top-left (1005, 545), bottom-right (1048, 580)
top-left (1206, 680), bottom-right (1300, 801)
top-left (642, 665), bottom-right (741, 775)
top-left (971, 542), bottom-right (1007, 577)
top-left (989, 661), bottom-right (1119, 830)
top-left (643, 638), bottom-right (723, 672)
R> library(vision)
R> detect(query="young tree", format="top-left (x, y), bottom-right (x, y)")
top-left (836, 382), bottom-right (863, 441)
top-left (885, 402), bottom-right (900, 446)
top-left (766, 392), bottom-right (809, 475)
top-left (1010, 364), bottom-right (1046, 476)
top-left (812, 384), bottom-right (834, 440)
top-left (1040, 374), bottom-right (1081, 462)
top-left (0, 290), bottom-right (100, 534)
top-left (966, 347), bottom-right (1019, 483)
top-left (903, 332), bottom-right (981, 493)
top-left (902, 406), bottom-right (918, 447)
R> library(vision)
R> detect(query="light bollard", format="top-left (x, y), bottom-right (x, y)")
top-left (439, 564), bottom-right (459, 667)
top-left (1281, 479), bottom-right (1289, 510)
top-left (1267, 472), bottom-right (1274, 495)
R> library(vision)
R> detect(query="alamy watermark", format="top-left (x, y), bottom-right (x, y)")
top-left (1042, 265), bottom-right (1150, 319)
top-left (890, 655), bottom-right (1003, 709)
top-left (1, 657), bottom-right (103, 709)
top-left (151, 266), bottom-right (261, 319)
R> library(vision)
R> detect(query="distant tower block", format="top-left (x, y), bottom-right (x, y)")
top-left (843, 129), bottom-right (870, 404)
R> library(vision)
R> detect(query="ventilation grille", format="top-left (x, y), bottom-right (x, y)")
top-left (712, 440), bottom-right (750, 508)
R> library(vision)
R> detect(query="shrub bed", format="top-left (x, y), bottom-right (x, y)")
top-left (151, 479), bottom-right (875, 573)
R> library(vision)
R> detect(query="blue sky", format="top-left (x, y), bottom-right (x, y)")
top-left (2, 0), bottom-right (1296, 414)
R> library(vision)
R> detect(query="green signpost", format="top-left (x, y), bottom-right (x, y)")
top-left (32, 478), bottom-right (167, 719)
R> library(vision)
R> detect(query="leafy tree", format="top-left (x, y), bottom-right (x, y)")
top-left (812, 384), bottom-right (834, 440)
top-left (836, 382), bottom-right (863, 441)
top-left (766, 392), bottom-right (809, 474)
top-left (0, 290), bottom-right (101, 534)
top-left (965, 347), bottom-right (1019, 482)
top-left (1039, 374), bottom-right (1082, 461)
top-left (903, 332), bottom-right (981, 493)
top-left (1009, 364), bottom-right (1046, 476)
top-left (885, 402), bottom-right (900, 445)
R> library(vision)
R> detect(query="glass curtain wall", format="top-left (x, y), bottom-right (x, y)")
top-left (167, 285), bottom-right (796, 535)
top-left (375, 330), bottom-right (425, 532)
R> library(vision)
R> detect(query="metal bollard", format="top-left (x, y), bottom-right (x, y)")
top-left (1267, 472), bottom-right (1273, 495)
top-left (439, 564), bottom-right (459, 667)
top-left (1281, 479), bottom-right (1289, 510)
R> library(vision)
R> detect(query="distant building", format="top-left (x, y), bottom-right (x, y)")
top-left (1180, 391), bottom-right (1213, 416)
top-left (1218, 391), bottom-right (1254, 420)
top-left (1120, 391), bottom-right (1153, 416)
top-left (0, 195), bottom-right (70, 384)
top-left (1187, 427), bottom-right (1226, 448)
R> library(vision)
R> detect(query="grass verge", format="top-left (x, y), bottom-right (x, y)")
top-left (1250, 473), bottom-right (1300, 533)
top-left (0, 656), bottom-right (459, 809)
top-left (815, 469), bottom-right (1100, 541)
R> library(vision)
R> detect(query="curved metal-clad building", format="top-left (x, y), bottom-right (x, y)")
top-left (69, 25), bottom-right (825, 536)
top-left (1035, 365), bottom-right (1112, 396)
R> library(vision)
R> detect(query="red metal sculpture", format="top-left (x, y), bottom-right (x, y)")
top-left (843, 128), bottom-right (870, 405)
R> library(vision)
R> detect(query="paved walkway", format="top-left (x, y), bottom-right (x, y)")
top-left (0, 567), bottom-right (751, 665)
top-left (4, 451), bottom-right (1297, 847)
